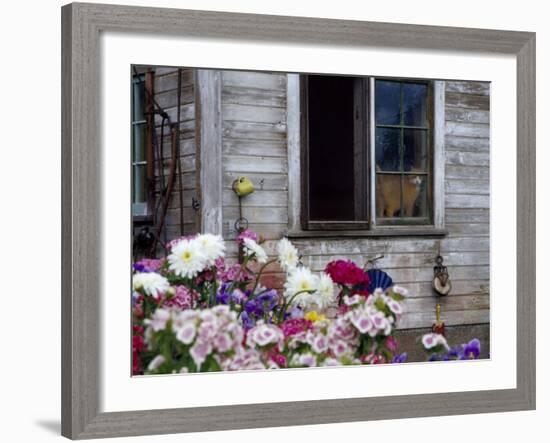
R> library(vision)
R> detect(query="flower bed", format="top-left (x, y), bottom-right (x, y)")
top-left (132, 231), bottom-right (480, 374)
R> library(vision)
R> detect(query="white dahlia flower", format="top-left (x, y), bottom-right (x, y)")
top-left (242, 237), bottom-right (268, 264)
top-left (168, 238), bottom-right (207, 278)
top-left (195, 233), bottom-right (225, 266)
top-left (284, 267), bottom-right (319, 307)
top-left (132, 272), bottom-right (170, 299)
top-left (315, 272), bottom-right (336, 309)
top-left (276, 237), bottom-right (299, 273)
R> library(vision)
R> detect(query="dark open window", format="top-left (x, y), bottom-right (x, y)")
top-left (301, 75), bottom-right (432, 231)
top-left (302, 75), bottom-right (368, 230)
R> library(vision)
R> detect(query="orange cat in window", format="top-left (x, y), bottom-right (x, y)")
top-left (376, 174), bottom-right (424, 217)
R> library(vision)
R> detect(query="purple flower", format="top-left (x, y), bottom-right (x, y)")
top-left (391, 352), bottom-right (408, 364)
top-left (133, 263), bottom-right (147, 272)
top-left (133, 258), bottom-right (163, 273)
top-left (240, 311), bottom-right (255, 329)
top-left (216, 284), bottom-right (247, 306)
top-left (256, 289), bottom-right (277, 310)
top-left (216, 291), bottom-right (230, 305)
top-left (462, 339), bottom-right (481, 359)
top-left (245, 299), bottom-right (261, 316)
top-left (287, 306), bottom-right (304, 319)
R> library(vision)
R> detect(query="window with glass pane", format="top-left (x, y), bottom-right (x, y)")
top-left (132, 74), bottom-right (148, 215)
top-left (375, 80), bottom-right (431, 223)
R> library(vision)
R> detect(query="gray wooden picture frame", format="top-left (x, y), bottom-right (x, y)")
top-left (61, 2), bottom-right (536, 439)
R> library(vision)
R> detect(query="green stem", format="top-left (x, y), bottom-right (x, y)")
top-left (250, 259), bottom-right (278, 296)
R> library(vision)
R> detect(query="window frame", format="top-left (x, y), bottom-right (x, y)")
top-left (131, 70), bottom-right (155, 219)
top-left (372, 77), bottom-right (433, 227)
top-left (287, 74), bottom-right (446, 238)
top-left (300, 75), bottom-right (370, 231)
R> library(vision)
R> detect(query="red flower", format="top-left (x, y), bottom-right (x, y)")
top-left (280, 318), bottom-right (312, 338)
top-left (132, 325), bottom-right (146, 375)
top-left (265, 348), bottom-right (287, 368)
top-left (325, 260), bottom-right (370, 286)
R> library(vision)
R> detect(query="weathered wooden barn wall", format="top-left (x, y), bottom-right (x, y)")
top-left (220, 70), bottom-right (289, 240)
top-left (152, 67), bottom-right (199, 239)
top-left (219, 70), bottom-right (490, 353)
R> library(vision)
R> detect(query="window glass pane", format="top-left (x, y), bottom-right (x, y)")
top-left (375, 81), bottom-right (401, 125)
top-left (402, 175), bottom-right (428, 218)
top-left (307, 75), bottom-right (356, 221)
top-left (133, 165), bottom-right (147, 204)
top-left (376, 127), bottom-right (401, 172)
top-left (403, 83), bottom-right (427, 127)
top-left (133, 123), bottom-right (147, 162)
top-left (132, 78), bottom-right (146, 121)
top-left (403, 129), bottom-right (427, 172)
top-left (376, 174), bottom-right (402, 218)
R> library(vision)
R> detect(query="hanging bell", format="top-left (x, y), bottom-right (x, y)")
top-left (432, 255), bottom-right (452, 296)
top-left (232, 176), bottom-right (255, 197)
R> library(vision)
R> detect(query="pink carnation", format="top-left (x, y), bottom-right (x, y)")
top-left (134, 258), bottom-right (164, 272)
top-left (385, 335), bottom-right (398, 353)
top-left (163, 285), bottom-right (195, 310)
top-left (236, 229), bottom-right (260, 244)
top-left (280, 318), bottom-right (312, 339)
top-left (216, 257), bottom-right (252, 283)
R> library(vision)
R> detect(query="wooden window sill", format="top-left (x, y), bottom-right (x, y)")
top-left (132, 214), bottom-right (154, 224)
top-left (286, 227), bottom-right (448, 239)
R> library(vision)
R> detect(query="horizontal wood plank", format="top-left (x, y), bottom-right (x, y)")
top-left (223, 103), bottom-right (286, 124)
top-left (445, 81), bottom-right (490, 95)
top-left (445, 179), bottom-right (489, 195)
top-left (397, 309), bottom-right (489, 329)
top-left (222, 71), bottom-right (287, 91)
top-left (223, 120), bottom-right (287, 141)
top-left (445, 91), bottom-right (490, 110)
top-left (224, 206), bottom-right (288, 224)
top-left (445, 135), bottom-right (490, 152)
top-left (223, 85), bottom-right (286, 108)
top-left (445, 165), bottom-right (489, 180)
top-left (446, 121), bottom-right (490, 138)
top-left (223, 139), bottom-right (287, 158)
top-left (445, 194), bottom-right (490, 209)
top-left (403, 294), bottom-right (489, 313)
top-left (446, 108), bottom-right (490, 124)
top-left (446, 223), bottom-right (490, 236)
top-left (222, 189), bottom-right (288, 207)
top-left (223, 154), bottom-right (288, 174)
top-left (446, 150), bottom-right (489, 167)
top-left (445, 208), bottom-right (490, 223)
